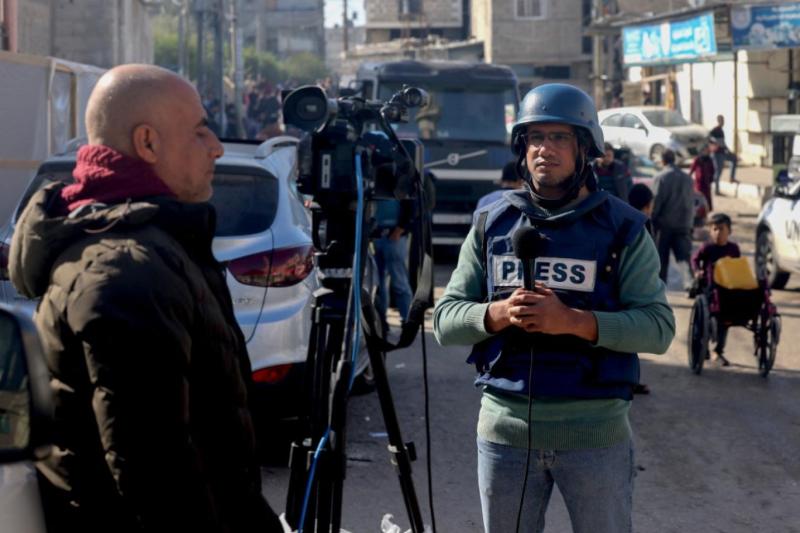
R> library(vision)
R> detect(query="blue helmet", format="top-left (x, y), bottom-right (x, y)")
top-left (511, 84), bottom-right (604, 158)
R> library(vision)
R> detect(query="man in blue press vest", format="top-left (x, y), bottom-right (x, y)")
top-left (433, 84), bottom-right (675, 533)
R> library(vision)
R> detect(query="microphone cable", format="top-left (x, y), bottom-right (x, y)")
top-left (421, 311), bottom-right (437, 533)
top-left (515, 346), bottom-right (535, 533)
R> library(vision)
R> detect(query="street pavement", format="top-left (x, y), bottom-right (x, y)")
top-left (261, 191), bottom-right (800, 533)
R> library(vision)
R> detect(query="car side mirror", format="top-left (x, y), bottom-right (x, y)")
top-left (0, 305), bottom-right (53, 465)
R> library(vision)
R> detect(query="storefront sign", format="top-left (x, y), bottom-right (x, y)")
top-left (623, 12), bottom-right (717, 66)
top-left (731, 3), bottom-right (800, 50)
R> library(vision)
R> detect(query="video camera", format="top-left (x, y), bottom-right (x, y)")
top-left (281, 85), bottom-right (435, 532)
top-left (282, 85), bottom-right (429, 207)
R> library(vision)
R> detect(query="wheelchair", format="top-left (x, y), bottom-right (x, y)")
top-left (687, 257), bottom-right (781, 377)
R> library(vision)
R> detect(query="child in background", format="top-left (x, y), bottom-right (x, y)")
top-left (628, 183), bottom-right (655, 236)
top-left (691, 213), bottom-right (741, 366)
top-left (690, 144), bottom-right (715, 212)
top-left (627, 182), bottom-right (655, 394)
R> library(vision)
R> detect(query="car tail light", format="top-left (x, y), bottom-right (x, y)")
top-left (252, 364), bottom-right (293, 384)
top-left (0, 242), bottom-right (9, 281)
top-left (228, 244), bottom-right (314, 287)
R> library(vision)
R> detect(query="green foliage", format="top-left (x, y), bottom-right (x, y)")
top-left (154, 31), bottom-right (180, 72)
top-left (283, 53), bottom-right (329, 85)
top-left (154, 24), bottom-right (329, 86)
top-left (243, 48), bottom-right (283, 83)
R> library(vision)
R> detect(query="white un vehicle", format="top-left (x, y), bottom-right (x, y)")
top-left (755, 177), bottom-right (800, 289)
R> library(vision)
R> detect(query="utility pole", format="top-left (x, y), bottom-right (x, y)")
top-left (213, 0), bottom-right (225, 132)
top-left (230, 0), bottom-right (245, 137)
top-left (177, 0), bottom-right (188, 76)
top-left (343, 0), bottom-right (349, 53)
top-left (592, 0), bottom-right (605, 107)
top-left (196, 0), bottom-right (207, 100)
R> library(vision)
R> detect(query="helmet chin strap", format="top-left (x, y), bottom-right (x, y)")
top-left (518, 151), bottom-right (594, 210)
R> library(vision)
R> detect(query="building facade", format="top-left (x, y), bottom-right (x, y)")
top-left (241, 0), bottom-right (325, 59)
top-left (471, 0), bottom-right (593, 92)
top-left (2, 0), bottom-right (154, 67)
top-left (365, 0), bottom-right (467, 44)
top-left (612, 1), bottom-right (800, 168)
top-left (325, 24), bottom-right (366, 77)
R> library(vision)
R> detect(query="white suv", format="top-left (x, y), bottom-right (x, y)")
top-left (755, 178), bottom-right (800, 289)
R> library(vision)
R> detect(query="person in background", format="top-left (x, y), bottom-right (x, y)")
top-left (476, 160), bottom-right (526, 210)
top-left (652, 149), bottom-right (695, 285)
top-left (689, 144), bottom-right (715, 212)
top-left (627, 181), bottom-right (656, 395)
top-left (628, 183), bottom-right (654, 229)
top-left (709, 115), bottom-right (737, 193)
top-left (593, 142), bottom-right (633, 201)
top-left (368, 131), bottom-right (416, 334)
top-left (691, 213), bottom-right (741, 367)
top-left (8, 64), bottom-right (283, 533)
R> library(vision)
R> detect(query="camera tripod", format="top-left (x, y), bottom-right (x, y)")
top-left (285, 204), bottom-right (427, 533)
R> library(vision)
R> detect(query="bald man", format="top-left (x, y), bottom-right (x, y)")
top-left (9, 65), bottom-right (284, 532)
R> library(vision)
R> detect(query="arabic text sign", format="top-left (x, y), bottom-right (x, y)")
top-left (731, 2), bottom-right (800, 51)
top-left (623, 12), bottom-right (717, 66)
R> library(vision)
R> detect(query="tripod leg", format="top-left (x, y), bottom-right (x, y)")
top-left (329, 356), bottom-right (352, 533)
top-left (362, 296), bottom-right (426, 533)
top-left (286, 287), bottom-right (348, 532)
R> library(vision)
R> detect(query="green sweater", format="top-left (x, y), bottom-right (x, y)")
top-left (433, 207), bottom-right (675, 450)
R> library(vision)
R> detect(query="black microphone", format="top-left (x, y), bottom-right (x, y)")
top-left (512, 226), bottom-right (545, 290)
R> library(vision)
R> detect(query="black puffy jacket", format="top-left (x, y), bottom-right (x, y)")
top-left (10, 183), bottom-right (282, 533)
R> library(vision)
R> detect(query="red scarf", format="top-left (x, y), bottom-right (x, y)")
top-left (60, 145), bottom-right (175, 213)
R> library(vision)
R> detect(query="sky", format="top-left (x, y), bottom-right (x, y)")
top-left (324, 0), bottom-right (366, 28)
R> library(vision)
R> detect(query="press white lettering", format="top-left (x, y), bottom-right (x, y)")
top-left (492, 255), bottom-right (597, 292)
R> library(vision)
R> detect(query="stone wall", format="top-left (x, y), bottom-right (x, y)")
top-left (16, 0), bottom-right (153, 67)
top-left (366, 0), bottom-right (463, 28)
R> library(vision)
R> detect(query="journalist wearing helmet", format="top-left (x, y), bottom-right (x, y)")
top-left (433, 84), bottom-right (675, 532)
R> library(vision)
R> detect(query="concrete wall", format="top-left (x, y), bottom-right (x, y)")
top-left (487, 0), bottom-right (584, 64)
top-left (325, 25), bottom-right (366, 74)
top-left (470, 0), bottom-right (589, 89)
top-left (15, 0), bottom-right (153, 67)
top-left (616, 0), bottom-right (693, 14)
top-left (668, 48), bottom-right (800, 167)
top-left (366, 0), bottom-right (463, 28)
top-left (738, 49), bottom-right (797, 166)
top-left (470, 0), bottom-right (491, 57)
top-left (16, 0), bottom-right (50, 56)
top-left (252, 1), bottom-right (325, 59)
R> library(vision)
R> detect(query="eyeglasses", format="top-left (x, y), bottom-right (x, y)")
top-left (524, 131), bottom-right (576, 149)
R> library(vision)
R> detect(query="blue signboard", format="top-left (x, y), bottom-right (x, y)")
top-left (731, 3), bottom-right (800, 50)
top-left (623, 12), bottom-right (717, 66)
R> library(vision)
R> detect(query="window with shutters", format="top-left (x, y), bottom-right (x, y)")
top-left (515, 0), bottom-right (545, 19)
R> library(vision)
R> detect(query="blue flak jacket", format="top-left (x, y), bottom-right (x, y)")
top-left (469, 189), bottom-right (647, 401)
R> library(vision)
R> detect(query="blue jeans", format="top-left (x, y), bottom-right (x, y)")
top-left (373, 234), bottom-right (413, 324)
top-left (712, 151), bottom-right (737, 192)
top-left (477, 437), bottom-right (634, 533)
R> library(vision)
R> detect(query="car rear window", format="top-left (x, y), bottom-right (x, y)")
top-left (210, 168), bottom-right (278, 236)
top-left (601, 114), bottom-right (622, 127)
top-left (15, 163), bottom-right (279, 238)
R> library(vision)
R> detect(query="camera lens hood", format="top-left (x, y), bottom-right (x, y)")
top-left (283, 86), bottom-right (337, 133)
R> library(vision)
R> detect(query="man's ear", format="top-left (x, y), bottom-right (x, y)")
top-left (131, 124), bottom-right (159, 164)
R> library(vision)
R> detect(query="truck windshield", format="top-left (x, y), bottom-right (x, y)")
top-left (378, 83), bottom-right (517, 144)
